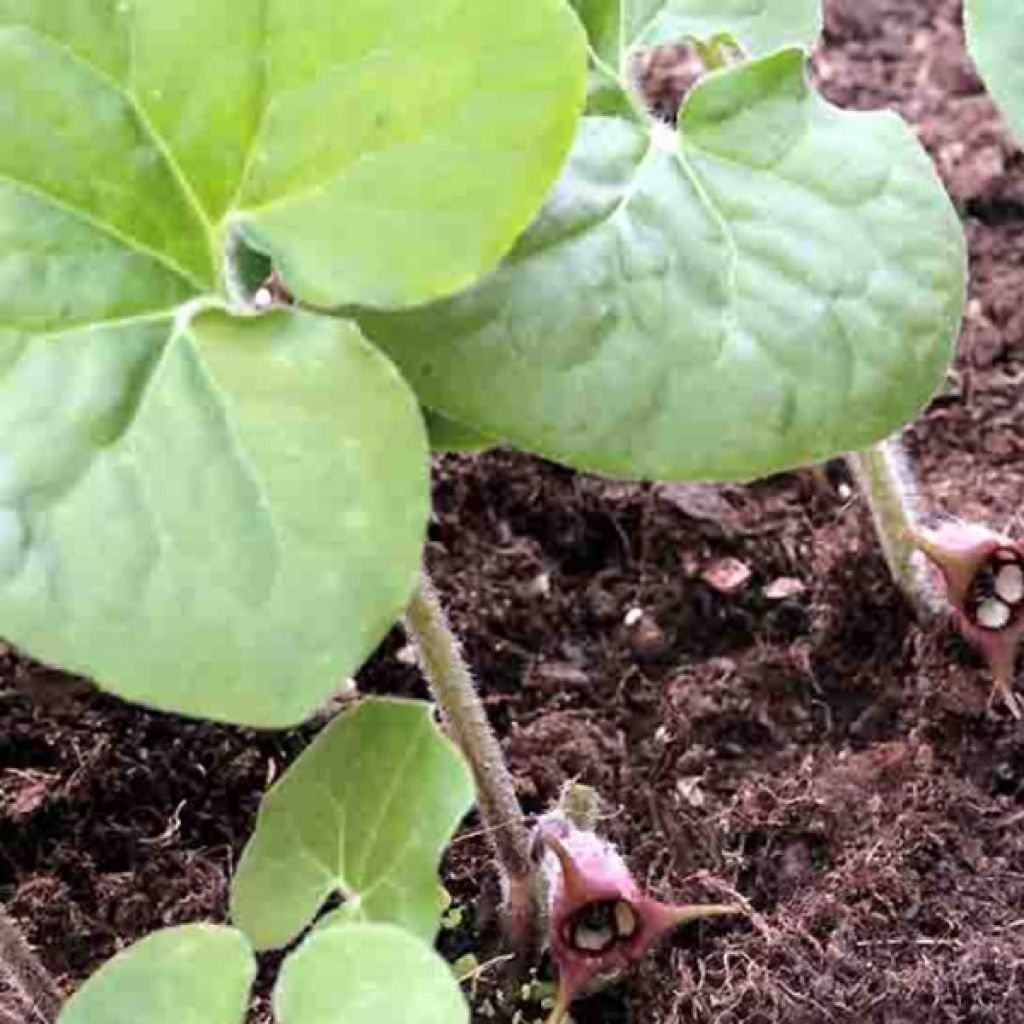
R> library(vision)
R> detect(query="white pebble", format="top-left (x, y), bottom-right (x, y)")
top-left (995, 564), bottom-right (1024, 605)
top-left (624, 607), bottom-right (644, 627)
top-left (977, 598), bottom-right (1012, 630)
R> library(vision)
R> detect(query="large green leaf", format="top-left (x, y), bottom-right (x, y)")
top-left (966, 0), bottom-right (1024, 146)
top-left (361, 49), bottom-right (965, 483)
top-left (0, 308), bottom-right (429, 726)
top-left (58, 926), bottom-right (255, 1024)
top-left (230, 698), bottom-right (474, 950)
top-left (571, 0), bottom-right (822, 67)
top-left (275, 924), bottom-right (468, 1024)
top-left (1, 0), bottom-right (587, 309)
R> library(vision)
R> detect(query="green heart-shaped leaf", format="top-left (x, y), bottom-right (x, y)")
top-left (3, 0), bottom-right (587, 309)
top-left (966, 0), bottom-right (1024, 146)
top-left (275, 924), bottom-right (468, 1024)
top-left (0, 308), bottom-right (429, 726)
top-left (361, 49), bottom-right (965, 482)
top-left (571, 0), bottom-right (822, 67)
top-left (424, 409), bottom-right (498, 453)
top-left (57, 926), bottom-right (255, 1024)
top-left (230, 698), bottom-right (474, 950)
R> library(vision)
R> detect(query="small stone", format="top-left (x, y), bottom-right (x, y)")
top-left (676, 775), bottom-right (706, 809)
top-left (525, 572), bottom-right (552, 599)
top-left (995, 564), bottom-right (1024, 605)
top-left (627, 613), bottom-right (667, 662)
top-left (701, 557), bottom-right (752, 595)
top-left (624, 607), bottom-right (644, 627)
top-left (977, 598), bottom-right (1012, 630)
top-left (762, 577), bottom-right (806, 601)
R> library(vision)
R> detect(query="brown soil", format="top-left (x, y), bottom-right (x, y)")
top-left (4, 1), bottom-right (1024, 1022)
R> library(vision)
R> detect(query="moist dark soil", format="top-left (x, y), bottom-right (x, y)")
top-left (4, 1), bottom-right (1024, 1022)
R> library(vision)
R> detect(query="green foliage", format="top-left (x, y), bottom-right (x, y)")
top-left (0, 0), bottom-right (587, 725)
top-left (361, 46), bottom-right (966, 482)
top-left (424, 409), bottom-right (498, 453)
top-left (275, 923), bottom-right (468, 1024)
top-left (0, 310), bottom-right (428, 726)
top-left (571, 0), bottom-right (822, 67)
top-left (2, 0), bottom-right (586, 309)
top-left (230, 698), bottom-right (475, 950)
top-left (57, 926), bottom-right (255, 1024)
top-left (965, 0), bottom-right (1024, 145)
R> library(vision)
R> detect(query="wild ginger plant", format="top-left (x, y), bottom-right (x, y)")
top-left (0, 0), bottom-right (972, 1021)
top-left (847, 0), bottom-right (1024, 715)
top-left (531, 787), bottom-right (742, 1024)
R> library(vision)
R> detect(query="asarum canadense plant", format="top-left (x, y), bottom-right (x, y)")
top-left (0, 0), bottom-right (982, 1021)
top-left (533, 810), bottom-right (742, 1024)
top-left (910, 522), bottom-right (1024, 717)
top-left (848, 0), bottom-right (1024, 717)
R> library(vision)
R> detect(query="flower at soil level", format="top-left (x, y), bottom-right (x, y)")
top-left (533, 814), bottom-right (742, 1024)
top-left (908, 522), bottom-right (1024, 716)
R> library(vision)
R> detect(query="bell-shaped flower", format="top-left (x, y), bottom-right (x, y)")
top-left (532, 815), bottom-right (741, 1023)
top-left (907, 521), bottom-right (1024, 716)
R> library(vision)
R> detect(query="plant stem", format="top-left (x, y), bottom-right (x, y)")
top-left (847, 439), bottom-right (941, 620)
top-left (404, 574), bottom-right (542, 960)
top-left (0, 905), bottom-right (61, 1024)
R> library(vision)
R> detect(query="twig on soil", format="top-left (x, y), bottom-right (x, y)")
top-left (404, 572), bottom-right (543, 963)
top-left (0, 905), bottom-right (61, 1024)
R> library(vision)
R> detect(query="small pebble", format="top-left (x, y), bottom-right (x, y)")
top-left (763, 577), bottom-right (806, 601)
top-left (701, 557), bottom-right (752, 595)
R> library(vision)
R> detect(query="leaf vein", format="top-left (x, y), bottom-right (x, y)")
top-left (0, 175), bottom-right (206, 295)
top-left (10, 21), bottom-right (216, 286)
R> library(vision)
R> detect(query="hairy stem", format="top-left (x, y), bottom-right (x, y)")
top-left (404, 574), bottom-right (542, 960)
top-left (0, 905), bottom-right (61, 1024)
top-left (847, 439), bottom-right (941, 619)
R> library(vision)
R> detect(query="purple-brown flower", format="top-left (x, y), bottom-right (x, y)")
top-left (533, 816), bottom-right (741, 1023)
top-left (908, 521), bottom-right (1024, 716)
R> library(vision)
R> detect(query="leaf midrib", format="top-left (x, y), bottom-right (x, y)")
top-left (1, 174), bottom-right (207, 296)
top-left (14, 21), bottom-right (219, 294)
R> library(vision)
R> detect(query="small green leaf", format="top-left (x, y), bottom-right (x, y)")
top-left (424, 409), bottom-right (498, 453)
top-left (230, 698), bottom-right (475, 950)
top-left (966, 0), bottom-right (1024, 146)
top-left (58, 925), bottom-right (255, 1024)
top-left (0, 309), bottom-right (428, 726)
top-left (275, 924), bottom-right (468, 1024)
top-left (362, 50), bottom-right (965, 483)
top-left (570, 0), bottom-right (822, 67)
top-left (1, 0), bottom-right (586, 309)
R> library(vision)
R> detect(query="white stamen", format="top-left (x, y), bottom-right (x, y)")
top-left (977, 598), bottom-right (1011, 630)
top-left (574, 924), bottom-right (615, 952)
top-left (614, 901), bottom-right (637, 938)
top-left (995, 564), bottom-right (1024, 605)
